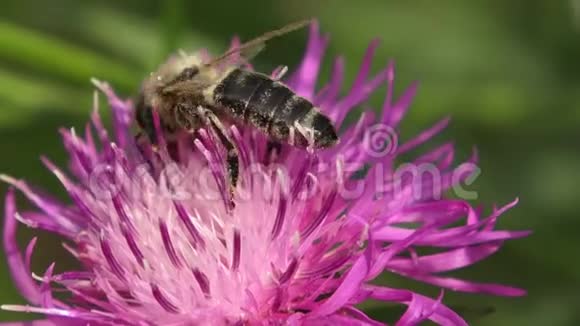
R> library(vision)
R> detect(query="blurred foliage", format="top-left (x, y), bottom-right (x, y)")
top-left (0, 0), bottom-right (579, 325)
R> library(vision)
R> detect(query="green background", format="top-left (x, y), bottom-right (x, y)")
top-left (0, 0), bottom-right (578, 324)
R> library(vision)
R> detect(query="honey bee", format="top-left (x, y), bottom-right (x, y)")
top-left (135, 20), bottom-right (338, 209)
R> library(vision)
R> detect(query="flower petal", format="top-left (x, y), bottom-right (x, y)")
top-left (3, 188), bottom-right (42, 305)
top-left (360, 286), bottom-right (468, 326)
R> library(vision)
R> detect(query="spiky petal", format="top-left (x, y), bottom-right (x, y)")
top-left (1, 21), bottom-right (529, 325)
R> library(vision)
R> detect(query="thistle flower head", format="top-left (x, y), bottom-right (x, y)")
top-left (2, 22), bottom-right (530, 325)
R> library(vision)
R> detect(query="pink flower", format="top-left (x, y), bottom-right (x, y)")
top-left (1, 22), bottom-right (530, 325)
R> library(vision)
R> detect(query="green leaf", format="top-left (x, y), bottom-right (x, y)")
top-left (0, 68), bottom-right (91, 126)
top-left (0, 21), bottom-right (138, 91)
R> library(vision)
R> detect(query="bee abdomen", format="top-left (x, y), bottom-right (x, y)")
top-left (269, 95), bottom-right (312, 141)
top-left (245, 78), bottom-right (297, 132)
top-left (214, 68), bottom-right (337, 148)
top-left (214, 68), bottom-right (308, 131)
top-left (213, 68), bottom-right (264, 119)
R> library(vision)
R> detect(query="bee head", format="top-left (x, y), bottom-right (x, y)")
top-left (142, 53), bottom-right (204, 95)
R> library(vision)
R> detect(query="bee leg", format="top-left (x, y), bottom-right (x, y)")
top-left (272, 65), bottom-right (288, 81)
top-left (197, 106), bottom-right (239, 210)
top-left (134, 131), bottom-right (145, 143)
top-left (264, 141), bottom-right (282, 164)
top-left (134, 131), bottom-right (159, 153)
top-left (288, 127), bottom-right (296, 146)
top-left (294, 121), bottom-right (316, 153)
top-left (134, 131), bottom-right (146, 154)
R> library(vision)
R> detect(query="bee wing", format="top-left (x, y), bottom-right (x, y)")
top-left (162, 79), bottom-right (210, 97)
top-left (206, 19), bottom-right (311, 67)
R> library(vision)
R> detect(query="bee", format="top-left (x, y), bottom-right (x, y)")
top-left (135, 20), bottom-right (338, 209)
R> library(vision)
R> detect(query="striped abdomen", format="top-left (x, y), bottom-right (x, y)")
top-left (213, 68), bottom-right (338, 149)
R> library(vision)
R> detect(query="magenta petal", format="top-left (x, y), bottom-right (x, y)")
top-left (0, 176), bottom-right (79, 235)
top-left (3, 188), bottom-right (42, 305)
top-left (396, 290), bottom-right (444, 325)
top-left (333, 67), bottom-right (389, 126)
top-left (290, 20), bottom-right (328, 99)
top-left (92, 80), bottom-right (133, 149)
top-left (382, 200), bottom-right (471, 226)
top-left (349, 39), bottom-right (381, 94)
top-left (395, 272), bottom-right (527, 296)
top-left (374, 225), bottom-right (530, 247)
top-left (395, 290), bottom-right (463, 326)
top-left (311, 253), bottom-right (369, 316)
top-left (368, 227), bottom-right (432, 280)
top-left (383, 81), bottom-right (418, 128)
top-left (396, 117), bottom-right (451, 154)
top-left (361, 286), bottom-right (468, 326)
top-left (0, 317), bottom-right (114, 326)
top-left (309, 313), bottom-right (383, 325)
top-left (315, 56), bottom-right (344, 111)
top-left (15, 212), bottom-right (67, 235)
top-left (386, 243), bottom-right (502, 273)
top-left (337, 306), bottom-right (385, 326)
